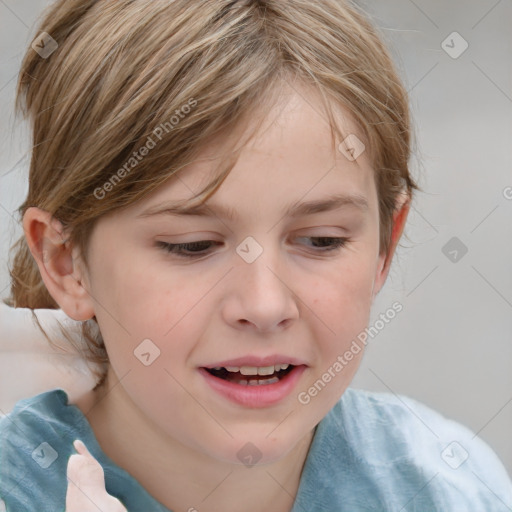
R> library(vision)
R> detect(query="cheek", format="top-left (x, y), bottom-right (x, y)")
top-left (304, 250), bottom-right (377, 379)
top-left (90, 253), bottom-right (213, 374)
top-left (91, 248), bottom-right (185, 328)
top-left (291, 256), bottom-right (377, 420)
top-left (313, 252), bottom-right (377, 330)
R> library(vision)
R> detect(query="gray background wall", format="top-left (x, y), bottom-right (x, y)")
top-left (1, 0), bottom-right (511, 477)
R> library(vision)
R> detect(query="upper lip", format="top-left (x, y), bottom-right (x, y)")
top-left (202, 355), bottom-right (308, 369)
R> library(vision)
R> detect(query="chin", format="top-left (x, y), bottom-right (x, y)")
top-left (207, 431), bottom-right (304, 468)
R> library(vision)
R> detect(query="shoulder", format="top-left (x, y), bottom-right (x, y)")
top-left (0, 390), bottom-right (170, 512)
top-left (304, 387), bottom-right (512, 511)
top-left (0, 389), bottom-right (77, 511)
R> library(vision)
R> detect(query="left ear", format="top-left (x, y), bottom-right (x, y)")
top-left (372, 192), bottom-right (411, 298)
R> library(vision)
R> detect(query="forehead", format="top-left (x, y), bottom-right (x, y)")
top-left (131, 85), bottom-right (378, 222)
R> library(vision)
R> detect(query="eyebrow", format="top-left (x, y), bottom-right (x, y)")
top-left (137, 193), bottom-right (369, 221)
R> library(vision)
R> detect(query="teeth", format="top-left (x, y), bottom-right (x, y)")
top-left (257, 366), bottom-right (275, 376)
top-left (240, 366), bottom-right (259, 376)
top-left (219, 364), bottom-right (290, 375)
top-left (244, 377), bottom-right (280, 386)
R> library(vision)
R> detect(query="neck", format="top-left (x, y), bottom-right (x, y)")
top-left (74, 368), bottom-right (315, 512)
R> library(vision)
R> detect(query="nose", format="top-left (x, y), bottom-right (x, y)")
top-left (222, 243), bottom-right (300, 334)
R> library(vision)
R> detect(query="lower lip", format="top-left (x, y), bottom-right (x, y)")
top-left (199, 365), bottom-right (307, 408)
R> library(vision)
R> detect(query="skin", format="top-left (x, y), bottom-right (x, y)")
top-left (24, 83), bottom-right (409, 512)
top-left (66, 440), bottom-right (127, 512)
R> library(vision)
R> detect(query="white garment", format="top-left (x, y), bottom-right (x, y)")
top-left (0, 302), bottom-right (98, 414)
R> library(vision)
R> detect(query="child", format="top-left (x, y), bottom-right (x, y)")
top-left (1, 0), bottom-right (511, 511)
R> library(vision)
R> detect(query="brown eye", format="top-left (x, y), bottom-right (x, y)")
top-left (157, 240), bottom-right (221, 258)
top-left (296, 237), bottom-right (348, 251)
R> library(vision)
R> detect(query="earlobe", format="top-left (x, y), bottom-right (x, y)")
top-left (22, 207), bottom-right (95, 321)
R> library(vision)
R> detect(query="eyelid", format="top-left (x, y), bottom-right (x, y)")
top-left (156, 236), bottom-right (349, 259)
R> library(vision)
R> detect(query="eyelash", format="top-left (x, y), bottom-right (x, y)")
top-left (157, 237), bottom-right (348, 258)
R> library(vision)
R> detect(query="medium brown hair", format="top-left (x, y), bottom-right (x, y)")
top-left (6, 0), bottom-right (419, 387)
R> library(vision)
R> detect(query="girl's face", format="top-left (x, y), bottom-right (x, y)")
top-left (79, 86), bottom-right (392, 465)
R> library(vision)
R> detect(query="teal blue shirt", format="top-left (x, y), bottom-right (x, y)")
top-left (1, 388), bottom-right (511, 511)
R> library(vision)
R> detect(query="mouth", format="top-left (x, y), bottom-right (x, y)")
top-left (199, 359), bottom-right (307, 407)
top-left (203, 364), bottom-right (295, 386)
